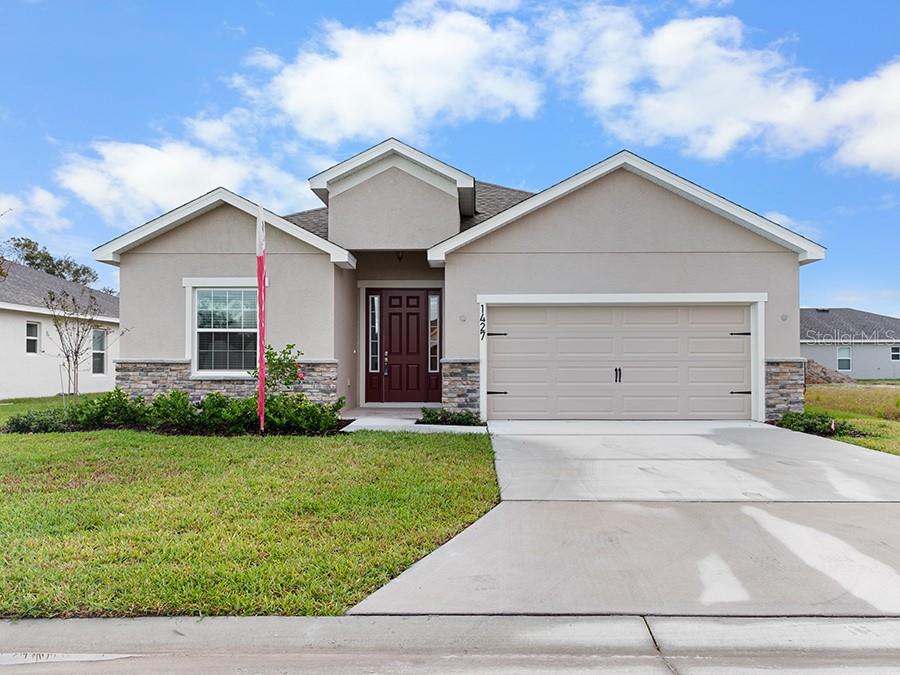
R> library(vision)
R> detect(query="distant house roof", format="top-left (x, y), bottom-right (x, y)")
top-left (282, 181), bottom-right (533, 240)
top-left (0, 261), bottom-right (119, 319)
top-left (800, 307), bottom-right (900, 343)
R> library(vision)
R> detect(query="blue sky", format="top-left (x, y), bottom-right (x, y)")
top-left (1, 0), bottom-right (899, 314)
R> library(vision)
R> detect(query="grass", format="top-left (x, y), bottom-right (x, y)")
top-left (0, 394), bottom-right (102, 426)
top-left (806, 384), bottom-right (900, 421)
top-left (806, 383), bottom-right (900, 456)
top-left (0, 430), bottom-right (498, 618)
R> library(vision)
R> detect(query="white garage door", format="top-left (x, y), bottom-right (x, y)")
top-left (486, 305), bottom-right (751, 420)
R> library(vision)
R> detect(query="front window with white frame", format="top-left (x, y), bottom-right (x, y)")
top-left (892, 346), bottom-right (900, 362)
top-left (428, 293), bottom-right (440, 372)
top-left (25, 321), bottom-right (40, 354)
top-left (195, 288), bottom-right (257, 371)
top-left (91, 329), bottom-right (107, 374)
top-left (837, 346), bottom-right (852, 372)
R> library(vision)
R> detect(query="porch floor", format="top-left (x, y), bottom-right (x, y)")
top-left (341, 407), bottom-right (421, 420)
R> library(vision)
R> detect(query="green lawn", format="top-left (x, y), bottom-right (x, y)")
top-left (806, 383), bottom-right (900, 456)
top-left (0, 430), bottom-right (498, 618)
top-left (0, 394), bottom-right (103, 426)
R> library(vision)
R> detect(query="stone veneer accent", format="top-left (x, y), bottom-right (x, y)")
top-left (115, 359), bottom-right (338, 404)
top-left (765, 359), bottom-right (806, 421)
top-left (441, 359), bottom-right (480, 414)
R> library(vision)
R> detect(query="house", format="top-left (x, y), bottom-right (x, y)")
top-left (93, 139), bottom-right (825, 421)
top-left (0, 261), bottom-right (119, 399)
top-left (801, 307), bottom-right (900, 380)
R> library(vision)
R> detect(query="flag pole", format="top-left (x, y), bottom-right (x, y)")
top-left (256, 204), bottom-right (267, 433)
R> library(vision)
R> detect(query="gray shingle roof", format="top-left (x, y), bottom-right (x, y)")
top-left (0, 261), bottom-right (119, 318)
top-left (800, 307), bottom-right (900, 343)
top-left (282, 207), bottom-right (328, 239)
top-left (281, 181), bottom-right (533, 240)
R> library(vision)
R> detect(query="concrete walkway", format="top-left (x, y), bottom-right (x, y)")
top-left (340, 406), bottom-right (488, 434)
top-left (5, 615), bottom-right (900, 673)
top-left (352, 421), bottom-right (900, 616)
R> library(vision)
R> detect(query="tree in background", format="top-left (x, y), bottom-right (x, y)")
top-left (0, 209), bottom-right (10, 279)
top-left (4, 236), bottom-right (98, 285)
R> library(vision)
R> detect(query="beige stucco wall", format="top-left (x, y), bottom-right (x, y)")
top-left (444, 168), bottom-right (800, 359)
top-left (355, 251), bottom-right (444, 282)
top-left (328, 166), bottom-right (460, 250)
top-left (0, 308), bottom-right (119, 398)
top-left (333, 266), bottom-right (358, 407)
top-left (119, 204), bottom-right (336, 361)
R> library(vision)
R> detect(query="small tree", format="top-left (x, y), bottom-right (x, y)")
top-left (249, 343), bottom-right (305, 392)
top-left (43, 289), bottom-right (101, 396)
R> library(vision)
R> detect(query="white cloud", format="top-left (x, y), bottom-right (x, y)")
top-left (763, 210), bottom-right (823, 242)
top-left (261, 8), bottom-right (540, 144)
top-left (686, 0), bottom-right (734, 9)
top-left (55, 140), bottom-right (313, 227)
top-left (544, 6), bottom-right (900, 177)
top-left (243, 47), bottom-right (283, 71)
top-left (0, 186), bottom-right (71, 234)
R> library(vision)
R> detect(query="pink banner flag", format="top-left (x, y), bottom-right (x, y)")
top-left (256, 204), bottom-right (267, 433)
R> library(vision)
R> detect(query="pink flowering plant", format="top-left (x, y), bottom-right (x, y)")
top-left (249, 343), bottom-right (305, 392)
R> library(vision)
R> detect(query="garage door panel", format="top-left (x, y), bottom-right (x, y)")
top-left (689, 395), bottom-right (750, 414)
top-left (490, 366), bottom-right (549, 386)
top-left (688, 366), bottom-right (749, 385)
top-left (557, 396), bottom-right (615, 414)
top-left (688, 336), bottom-right (749, 356)
top-left (486, 304), bottom-right (752, 420)
top-left (622, 395), bottom-right (680, 413)
top-left (557, 337), bottom-right (614, 357)
top-left (615, 365), bottom-right (680, 384)
top-left (688, 305), bottom-right (748, 325)
top-left (621, 306), bottom-right (680, 325)
top-left (622, 336), bottom-right (681, 357)
top-left (557, 366), bottom-right (615, 384)
top-left (556, 306), bottom-right (615, 326)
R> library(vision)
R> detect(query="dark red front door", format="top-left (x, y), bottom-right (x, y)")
top-left (365, 289), bottom-right (441, 403)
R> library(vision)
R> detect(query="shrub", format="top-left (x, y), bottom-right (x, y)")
top-left (4, 388), bottom-right (345, 436)
top-left (196, 392), bottom-right (257, 435)
top-left (148, 390), bottom-right (198, 433)
top-left (418, 408), bottom-right (485, 426)
top-left (778, 411), bottom-right (864, 437)
top-left (4, 408), bottom-right (68, 433)
top-left (67, 389), bottom-right (148, 430)
top-left (264, 394), bottom-right (346, 435)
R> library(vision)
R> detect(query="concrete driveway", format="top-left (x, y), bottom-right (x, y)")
top-left (352, 421), bottom-right (900, 616)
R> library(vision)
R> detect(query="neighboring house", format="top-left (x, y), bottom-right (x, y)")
top-left (801, 307), bottom-right (900, 380)
top-left (0, 261), bottom-right (120, 399)
top-left (94, 139), bottom-right (824, 422)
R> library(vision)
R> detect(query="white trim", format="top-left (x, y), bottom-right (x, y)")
top-left (357, 279), bottom-right (444, 288)
top-left (309, 138), bottom-right (474, 215)
top-left (182, 276), bottom-right (261, 288)
top-left (327, 155), bottom-right (458, 200)
top-left (428, 150), bottom-right (825, 266)
top-left (356, 280), bottom-right (446, 408)
top-left (93, 187), bottom-right (356, 269)
top-left (836, 345), bottom-right (853, 372)
top-left (751, 301), bottom-right (766, 422)
top-left (0, 300), bottom-right (119, 324)
top-left (476, 292), bottom-right (768, 305)
top-left (91, 327), bottom-right (108, 376)
top-left (477, 292), bottom-right (767, 423)
top-left (25, 320), bottom-right (41, 356)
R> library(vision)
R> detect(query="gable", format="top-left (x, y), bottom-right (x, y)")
top-left (428, 150), bottom-right (825, 266)
top-left (93, 187), bottom-right (355, 268)
top-left (328, 165), bottom-right (461, 250)
top-left (131, 204), bottom-right (325, 256)
top-left (458, 168), bottom-right (786, 255)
